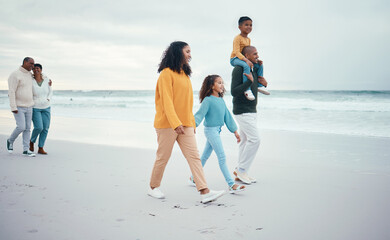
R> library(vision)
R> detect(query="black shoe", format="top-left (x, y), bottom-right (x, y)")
top-left (7, 139), bottom-right (13, 153)
top-left (22, 150), bottom-right (36, 157)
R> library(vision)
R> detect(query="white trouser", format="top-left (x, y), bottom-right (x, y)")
top-left (234, 113), bottom-right (260, 173)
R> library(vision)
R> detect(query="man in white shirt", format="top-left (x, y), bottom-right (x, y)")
top-left (7, 57), bottom-right (36, 157)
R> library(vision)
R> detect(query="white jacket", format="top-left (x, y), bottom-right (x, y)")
top-left (32, 74), bottom-right (53, 109)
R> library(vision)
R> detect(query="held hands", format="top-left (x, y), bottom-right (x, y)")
top-left (49, 79), bottom-right (52, 86)
top-left (175, 125), bottom-right (185, 135)
top-left (234, 131), bottom-right (241, 143)
top-left (12, 110), bottom-right (18, 114)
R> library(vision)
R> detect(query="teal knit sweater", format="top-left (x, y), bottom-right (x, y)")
top-left (194, 95), bottom-right (237, 133)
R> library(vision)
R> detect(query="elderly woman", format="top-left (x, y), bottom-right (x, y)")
top-left (29, 63), bottom-right (53, 155)
top-left (148, 41), bottom-right (225, 203)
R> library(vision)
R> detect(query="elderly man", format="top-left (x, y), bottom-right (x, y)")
top-left (7, 57), bottom-right (36, 157)
top-left (230, 46), bottom-right (267, 184)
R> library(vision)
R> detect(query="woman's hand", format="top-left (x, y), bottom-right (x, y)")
top-left (175, 125), bottom-right (185, 135)
top-left (234, 131), bottom-right (241, 143)
top-left (49, 79), bottom-right (52, 86)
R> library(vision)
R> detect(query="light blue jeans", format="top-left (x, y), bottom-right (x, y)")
top-left (9, 107), bottom-right (33, 151)
top-left (31, 107), bottom-right (51, 148)
top-left (200, 126), bottom-right (235, 187)
top-left (230, 57), bottom-right (264, 90)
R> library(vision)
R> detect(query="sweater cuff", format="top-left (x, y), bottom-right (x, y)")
top-left (171, 120), bottom-right (183, 130)
top-left (230, 127), bottom-right (238, 133)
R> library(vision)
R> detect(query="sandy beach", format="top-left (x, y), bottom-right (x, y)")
top-left (1, 112), bottom-right (390, 240)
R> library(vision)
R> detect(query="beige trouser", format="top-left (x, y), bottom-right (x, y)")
top-left (150, 127), bottom-right (208, 191)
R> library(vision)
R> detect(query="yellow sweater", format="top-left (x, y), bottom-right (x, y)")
top-left (230, 34), bottom-right (251, 60)
top-left (154, 68), bottom-right (196, 129)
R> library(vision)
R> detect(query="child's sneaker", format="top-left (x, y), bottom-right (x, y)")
top-left (188, 176), bottom-right (196, 187)
top-left (258, 86), bottom-right (270, 95)
top-left (229, 184), bottom-right (246, 194)
top-left (244, 89), bottom-right (255, 100)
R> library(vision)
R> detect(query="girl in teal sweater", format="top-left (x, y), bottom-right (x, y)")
top-left (191, 75), bottom-right (246, 193)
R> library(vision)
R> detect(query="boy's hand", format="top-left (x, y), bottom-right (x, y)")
top-left (245, 59), bottom-right (254, 69)
top-left (257, 60), bottom-right (263, 65)
top-left (234, 131), bottom-right (241, 143)
top-left (243, 73), bottom-right (254, 82)
top-left (258, 76), bottom-right (268, 87)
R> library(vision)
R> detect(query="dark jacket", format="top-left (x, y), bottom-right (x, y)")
top-left (230, 66), bottom-right (259, 115)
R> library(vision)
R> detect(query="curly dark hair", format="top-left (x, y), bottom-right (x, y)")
top-left (199, 75), bottom-right (225, 103)
top-left (34, 63), bottom-right (43, 70)
top-left (158, 41), bottom-right (192, 76)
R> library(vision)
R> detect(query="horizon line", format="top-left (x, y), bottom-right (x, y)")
top-left (1, 89), bottom-right (390, 92)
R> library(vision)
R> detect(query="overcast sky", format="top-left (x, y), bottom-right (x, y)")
top-left (0, 0), bottom-right (389, 90)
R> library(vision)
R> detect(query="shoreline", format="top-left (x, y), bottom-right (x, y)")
top-left (1, 119), bottom-right (390, 239)
top-left (1, 109), bottom-right (389, 152)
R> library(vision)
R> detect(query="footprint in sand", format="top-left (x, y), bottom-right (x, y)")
top-left (198, 227), bottom-right (217, 234)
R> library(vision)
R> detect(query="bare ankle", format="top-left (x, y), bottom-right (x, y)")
top-left (200, 188), bottom-right (210, 195)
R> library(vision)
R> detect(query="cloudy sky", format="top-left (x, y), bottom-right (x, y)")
top-left (0, 0), bottom-right (389, 90)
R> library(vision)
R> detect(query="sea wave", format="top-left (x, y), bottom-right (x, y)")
top-left (1, 90), bottom-right (389, 137)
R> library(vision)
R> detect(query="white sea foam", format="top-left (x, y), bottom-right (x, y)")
top-left (1, 90), bottom-right (389, 137)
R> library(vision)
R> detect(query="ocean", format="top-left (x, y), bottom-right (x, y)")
top-left (1, 90), bottom-right (389, 138)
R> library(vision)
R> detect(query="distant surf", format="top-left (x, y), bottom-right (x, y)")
top-left (1, 90), bottom-right (389, 138)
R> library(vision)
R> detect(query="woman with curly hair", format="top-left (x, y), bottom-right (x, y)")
top-left (29, 63), bottom-right (53, 155)
top-left (148, 41), bottom-right (225, 204)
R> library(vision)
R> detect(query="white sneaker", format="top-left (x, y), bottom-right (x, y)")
top-left (248, 176), bottom-right (257, 183)
top-left (22, 150), bottom-right (36, 157)
top-left (201, 190), bottom-right (225, 204)
top-left (233, 171), bottom-right (251, 185)
top-left (258, 86), bottom-right (270, 95)
top-left (148, 187), bottom-right (165, 199)
top-left (244, 89), bottom-right (255, 100)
